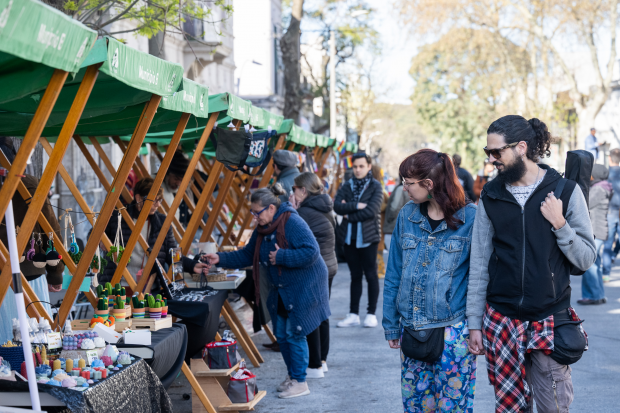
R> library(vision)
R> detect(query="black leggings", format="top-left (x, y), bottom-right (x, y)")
top-left (344, 242), bottom-right (379, 315)
top-left (307, 277), bottom-right (334, 368)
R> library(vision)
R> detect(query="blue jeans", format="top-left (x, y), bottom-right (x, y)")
top-left (582, 239), bottom-right (605, 300)
top-left (602, 211), bottom-right (620, 275)
top-left (275, 315), bottom-right (309, 383)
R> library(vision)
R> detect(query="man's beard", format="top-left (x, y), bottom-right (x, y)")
top-left (495, 155), bottom-right (527, 184)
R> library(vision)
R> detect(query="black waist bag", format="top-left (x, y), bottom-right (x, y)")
top-left (551, 309), bottom-right (586, 366)
top-left (401, 326), bottom-right (445, 363)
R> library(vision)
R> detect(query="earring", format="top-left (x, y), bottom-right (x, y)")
top-left (427, 194), bottom-right (433, 199)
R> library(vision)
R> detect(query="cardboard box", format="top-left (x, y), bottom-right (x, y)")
top-left (123, 329), bottom-right (152, 345)
top-left (92, 323), bottom-right (122, 343)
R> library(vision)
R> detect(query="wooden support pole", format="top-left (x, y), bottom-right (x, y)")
top-left (0, 65), bottom-right (100, 311)
top-left (317, 147), bottom-right (333, 176)
top-left (39, 138), bottom-right (138, 290)
top-left (136, 112), bottom-right (220, 292)
top-left (220, 305), bottom-right (261, 368)
top-left (109, 113), bottom-right (189, 286)
top-left (181, 362), bottom-right (218, 413)
top-left (198, 170), bottom-right (235, 244)
top-left (223, 300), bottom-right (264, 364)
top-left (54, 94), bottom-right (161, 329)
top-left (0, 69), bottom-right (68, 226)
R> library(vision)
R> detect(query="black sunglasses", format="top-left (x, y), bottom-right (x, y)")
top-left (483, 141), bottom-right (519, 159)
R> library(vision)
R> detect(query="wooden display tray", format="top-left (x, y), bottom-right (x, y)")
top-left (190, 358), bottom-right (265, 413)
top-left (70, 318), bottom-right (132, 332)
top-left (129, 316), bottom-right (172, 331)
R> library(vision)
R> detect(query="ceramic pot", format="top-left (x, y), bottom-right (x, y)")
top-left (132, 309), bottom-right (145, 319)
top-left (112, 309), bottom-right (125, 321)
top-left (94, 309), bottom-right (109, 321)
top-left (161, 306), bottom-right (168, 318)
top-left (148, 307), bottom-right (162, 320)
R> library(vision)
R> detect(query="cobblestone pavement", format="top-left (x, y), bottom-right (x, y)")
top-left (171, 262), bottom-right (620, 412)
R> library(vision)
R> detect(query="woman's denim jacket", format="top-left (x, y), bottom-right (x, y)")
top-left (382, 201), bottom-right (476, 340)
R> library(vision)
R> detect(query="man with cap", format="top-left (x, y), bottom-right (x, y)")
top-left (273, 150), bottom-right (300, 202)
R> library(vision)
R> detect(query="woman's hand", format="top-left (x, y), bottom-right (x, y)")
top-left (203, 253), bottom-right (220, 266)
top-left (540, 192), bottom-right (566, 230)
top-left (289, 192), bottom-right (299, 209)
top-left (193, 262), bottom-right (210, 275)
top-left (388, 339), bottom-right (400, 349)
top-left (357, 202), bottom-right (367, 209)
top-left (467, 329), bottom-right (485, 355)
top-left (269, 244), bottom-right (280, 265)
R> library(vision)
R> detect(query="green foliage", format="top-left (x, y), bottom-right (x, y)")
top-left (106, 246), bottom-right (129, 264)
top-left (96, 285), bottom-right (105, 297)
top-left (154, 301), bottom-right (162, 309)
top-left (409, 28), bottom-right (528, 171)
top-left (68, 250), bottom-right (82, 264)
top-left (59, 0), bottom-right (233, 45)
top-left (105, 282), bottom-right (113, 295)
top-left (163, 298), bottom-right (167, 306)
top-left (121, 287), bottom-right (126, 296)
top-left (156, 294), bottom-right (162, 301)
top-left (131, 295), bottom-right (144, 309)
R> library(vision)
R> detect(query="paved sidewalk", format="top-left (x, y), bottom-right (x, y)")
top-left (246, 263), bottom-right (620, 412)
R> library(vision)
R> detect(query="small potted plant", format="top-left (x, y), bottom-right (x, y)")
top-left (149, 301), bottom-right (162, 320)
top-left (146, 295), bottom-right (159, 319)
top-left (131, 296), bottom-right (145, 319)
top-left (106, 246), bottom-right (129, 264)
top-left (95, 298), bottom-right (109, 320)
top-left (112, 296), bottom-right (126, 321)
top-left (155, 295), bottom-right (169, 318)
top-left (125, 296), bottom-right (132, 318)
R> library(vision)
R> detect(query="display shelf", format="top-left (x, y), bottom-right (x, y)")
top-left (130, 316), bottom-right (172, 331)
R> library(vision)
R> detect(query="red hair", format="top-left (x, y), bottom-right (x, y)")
top-left (399, 149), bottom-right (468, 230)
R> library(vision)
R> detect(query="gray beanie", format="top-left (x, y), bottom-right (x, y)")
top-left (273, 150), bottom-right (298, 168)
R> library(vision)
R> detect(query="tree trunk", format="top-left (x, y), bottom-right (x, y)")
top-left (281, 0), bottom-right (304, 123)
top-left (575, 89), bottom-right (609, 151)
top-left (148, 32), bottom-right (166, 60)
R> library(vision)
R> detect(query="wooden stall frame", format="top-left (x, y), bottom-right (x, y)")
top-left (0, 65), bottom-right (101, 310)
top-left (55, 93), bottom-right (162, 329)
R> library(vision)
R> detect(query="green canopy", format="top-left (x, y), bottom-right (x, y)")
top-left (345, 142), bottom-right (359, 153)
top-left (226, 94), bottom-right (252, 123)
top-left (249, 106), bottom-right (284, 131)
top-left (0, 0), bottom-right (98, 105)
top-left (0, 36), bottom-right (188, 137)
top-left (279, 119), bottom-right (294, 134)
top-left (315, 134), bottom-right (330, 148)
top-left (288, 124), bottom-right (316, 147)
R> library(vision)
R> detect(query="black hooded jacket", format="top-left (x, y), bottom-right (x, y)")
top-left (99, 202), bottom-right (195, 284)
top-left (296, 194), bottom-right (338, 278)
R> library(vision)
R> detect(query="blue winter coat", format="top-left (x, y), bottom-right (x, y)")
top-left (217, 202), bottom-right (331, 337)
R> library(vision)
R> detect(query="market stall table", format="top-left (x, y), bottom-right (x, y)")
top-left (0, 358), bottom-right (172, 413)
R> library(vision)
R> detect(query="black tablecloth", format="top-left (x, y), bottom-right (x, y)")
top-left (0, 359), bottom-right (172, 413)
top-left (117, 323), bottom-right (187, 379)
top-left (167, 289), bottom-right (228, 363)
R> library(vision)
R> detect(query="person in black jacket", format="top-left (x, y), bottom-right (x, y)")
top-left (333, 152), bottom-right (384, 328)
top-left (290, 172), bottom-right (336, 378)
top-left (99, 177), bottom-right (208, 285)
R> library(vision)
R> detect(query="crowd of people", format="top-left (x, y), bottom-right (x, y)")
top-left (195, 114), bottom-right (605, 411)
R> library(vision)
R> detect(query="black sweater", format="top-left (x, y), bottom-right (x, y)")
top-left (297, 194), bottom-right (338, 278)
top-left (333, 178), bottom-right (384, 245)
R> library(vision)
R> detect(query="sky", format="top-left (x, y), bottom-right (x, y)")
top-left (365, 0), bottom-right (416, 105)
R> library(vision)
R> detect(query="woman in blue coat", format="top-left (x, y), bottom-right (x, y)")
top-left (204, 184), bottom-right (330, 399)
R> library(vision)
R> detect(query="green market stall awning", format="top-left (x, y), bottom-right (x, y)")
top-left (0, 36), bottom-right (186, 137)
top-left (0, 0), bottom-right (98, 105)
top-left (345, 142), bottom-right (359, 153)
top-left (288, 125), bottom-right (316, 147)
top-left (315, 134), bottom-right (330, 148)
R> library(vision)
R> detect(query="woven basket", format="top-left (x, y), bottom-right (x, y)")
top-left (0, 346), bottom-right (26, 370)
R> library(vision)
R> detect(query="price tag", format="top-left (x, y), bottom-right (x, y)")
top-left (85, 350), bottom-right (98, 366)
top-left (47, 332), bottom-right (62, 349)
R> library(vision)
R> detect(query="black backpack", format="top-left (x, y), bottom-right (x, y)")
top-left (553, 150), bottom-right (594, 276)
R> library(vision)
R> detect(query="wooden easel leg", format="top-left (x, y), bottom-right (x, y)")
top-left (182, 361), bottom-right (218, 413)
top-left (263, 324), bottom-right (277, 344)
top-left (55, 94), bottom-right (161, 329)
top-left (137, 111), bottom-right (220, 291)
top-left (223, 301), bottom-right (264, 363)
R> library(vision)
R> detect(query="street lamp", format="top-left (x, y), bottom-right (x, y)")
top-left (236, 60), bottom-right (263, 95)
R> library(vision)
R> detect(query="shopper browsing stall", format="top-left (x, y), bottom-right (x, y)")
top-left (204, 185), bottom-right (330, 399)
top-left (289, 172), bottom-right (337, 379)
top-left (100, 177), bottom-right (208, 284)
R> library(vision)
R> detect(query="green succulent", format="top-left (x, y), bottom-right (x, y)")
top-left (154, 301), bottom-right (161, 309)
top-left (114, 296), bottom-right (124, 309)
top-left (97, 298), bottom-right (108, 311)
top-left (146, 294), bottom-right (155, 309)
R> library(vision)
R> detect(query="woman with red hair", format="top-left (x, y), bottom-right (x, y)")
top-left (382, 149), bottom-right (478, 412)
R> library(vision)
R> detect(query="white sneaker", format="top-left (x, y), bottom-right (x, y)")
top-left (278, 379), bottom-right (310, 399)
top-left (277, 376), bottom-right (292, 392)
top-left (322, 361), bottom-right (328, 373)
top-left (363, 314), bottom-right (378, 328)
top-left (337, 313), bottom-right (360, 327)
top-left (306, 367), bottom-right (324, 379)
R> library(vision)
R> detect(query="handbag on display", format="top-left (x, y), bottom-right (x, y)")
top-left (203, 332), bottom-right (238, 369)
top-left (212, 127), bottom-right (275, 176)
top-left (227, 361), bottom-right (258, 403)
top-left (400, 326), bottom-right (445, 363)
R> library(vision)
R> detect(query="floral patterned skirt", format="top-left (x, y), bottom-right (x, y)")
top-left (400, 320), bottom-right (477, 412)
